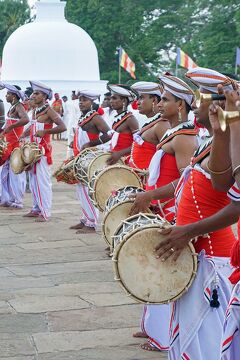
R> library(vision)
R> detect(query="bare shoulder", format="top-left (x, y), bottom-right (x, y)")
top-left (173, 133), bottom-right (197, 149)
top-left (155, 119), bottom-right (170, 131)
top-left (92, 114), bottom-right (103, 123)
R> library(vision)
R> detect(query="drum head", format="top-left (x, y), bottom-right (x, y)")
top-left (113, 225), bottom-right (197, 304)
top-left (88, 152), bottom-right (123, 181)
top-left (10, 148), bottom-right (26, 174)
top-left (103, 200), bottom-right (151, 246)
top-left (93, 165), bottom-right (142, 211)
top-left (22, 144), bottom-right (34, 164)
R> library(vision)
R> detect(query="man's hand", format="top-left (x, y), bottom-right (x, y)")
top-left (208, 104), bottom-right (222, 132)
top-left (224, 89), bottom-right (240, 112)
top-left (129, 191), bottom-right (152, 216)
top-left (35, 130), bottom-right (46, 138)
top-left (155, 225), bottom-right (194, 262)
top-left (107, 151), bottom-right (121, 165)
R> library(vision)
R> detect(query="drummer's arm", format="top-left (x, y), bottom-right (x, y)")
top-left (45, 108), bottom-right (66, 134)
top-left (83, 115), bottom-right (111, 148)
top-left (155, 202), bottom-right (239, 261)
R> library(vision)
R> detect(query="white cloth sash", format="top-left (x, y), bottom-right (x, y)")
top-left (110, 131), bottom-right (119, 150)
top-left (76, 127), bottom-right (90, 151)
top-left (148, 149), bottom-right (164, 186)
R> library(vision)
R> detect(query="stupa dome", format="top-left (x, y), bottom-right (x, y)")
top-left (1, 0), bottom-right (100, 82)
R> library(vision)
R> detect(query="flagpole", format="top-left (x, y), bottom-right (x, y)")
top-left (175, 47), bottom-right (179, 76)
top-left (235, 47), bottom-right (238, 75)
top-left (119, 61), bottom-right (121, 83)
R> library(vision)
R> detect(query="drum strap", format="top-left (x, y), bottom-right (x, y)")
top-left (112, 111), bottom-right (133, 131)
top-left (139, 113), bottom-right (162, 135)
top-left (191, 136), bottom-right (213, 166)
top-left (78, 110), bottom-right (98, 128)
top-left (157, 121), bottom-right (198, 150)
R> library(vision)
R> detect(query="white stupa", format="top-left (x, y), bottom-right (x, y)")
top-left (1, 0), bottom-right (107, 96)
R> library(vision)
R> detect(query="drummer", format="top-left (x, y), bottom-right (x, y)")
top-left (129, 74), bottom-right (199, 352)
top-left (70, 90), bottom-right (111, 233)
top-left (154, 67), bottom-right (238, 360)
top-left (129, 81), bottom-right (170, 172)
top-left (106, 84), bottom-right (139, 165)
top-left (0, 83), bottom-right (29, 209)
top-left (22, 81), bottom-right (66, 222)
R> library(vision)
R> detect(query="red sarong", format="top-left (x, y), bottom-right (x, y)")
top-left (111, 132), bottom-right (133, 152)
top-left (146, 153), bottom-right (180, 222)
top-left (129, 140), bottom-right (156, 170)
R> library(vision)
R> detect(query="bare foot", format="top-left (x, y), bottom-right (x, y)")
top-left (76, 226), bottom-right (96, 234)
top-left (69, 222), bottom-right (84, 230)
top-left (23, 211), bottom-right (40, 218)
top-left (35, 215), bottom-right (48, 223)
top-left (140, 343), bottom-right (160, 351)
top-left (133, 331), bottom-right (148, 338)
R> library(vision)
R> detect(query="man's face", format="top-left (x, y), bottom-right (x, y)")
top-left (54, 93), bottom-right (60, 100)
top-left (192, 88), bottom-right (211, 127)
top-left (5, 91), bottom-right (14, 104)
top-left (137, 94), bottom-right (155, 115)
top-left (79, 96), bottom-right (92, 111)
top-left (62, 96), bottom-right (67, 103)
top-left (157, 90), bottom-right (180, 119)
top-left (101, 95), bottom-right (111, 108)
top-left (110, 94), bottom-right (126, 111)
top-left (32, 90), bottom-right (46, 105)
top-left (29, 97), bottom-right (36, 109)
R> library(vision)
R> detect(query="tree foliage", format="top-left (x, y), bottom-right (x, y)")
top-left (0, 0), bottom-right (30, 59)
top-left (65, 0), bottom-right (240, 82)
top-left (0, 0), bottom-right (239, 82)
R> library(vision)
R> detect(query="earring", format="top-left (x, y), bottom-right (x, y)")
top-left (122, 103), bottom-right (126, 111)
top-left (178, 108), bottom-right (182, 122)
top-left (152, 102), bottom-right (156, 114)
top-left (91, 104), bottom-right (93, 111)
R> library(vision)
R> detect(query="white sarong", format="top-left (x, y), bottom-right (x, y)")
top-left (221, 282), bottom-right (240, 360)
top-left (0, 159), bottom-right (26, 208)
top-left (169, 253), bottom-right (232, 360)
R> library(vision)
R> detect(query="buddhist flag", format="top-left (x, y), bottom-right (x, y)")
top-left (177, 48), bottom-right (198, 69)
top-left (119, 46), bottom-right (136, 79)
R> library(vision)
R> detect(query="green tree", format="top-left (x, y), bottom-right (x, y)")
top-left (0, 0), bottom-right (30, 58)
top-left (65, 0), bottom-right (240, 81)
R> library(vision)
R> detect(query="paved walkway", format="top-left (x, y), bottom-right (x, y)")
top-left (0, 141), bottom-right (167, 359)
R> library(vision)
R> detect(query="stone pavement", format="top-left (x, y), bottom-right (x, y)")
top-left (0, 140), bottom-right (167, 360)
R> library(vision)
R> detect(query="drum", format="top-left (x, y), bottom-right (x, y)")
top-left (73, 148), bottom-right (123, 185)
top-left (0, 139), bottom-right (7, 159)
top-left (53, 157), bottom-right (78, 184)
top-left (102, 186), bottom-right (150, 246)
top-left (10, 147), bottom-right (27, 174)
top-left (89, 165), bottom-right (142, 212)
top-left (112, 213), bottom-right (197, 304)
top-left (21, 142), bottom-right (44, 165)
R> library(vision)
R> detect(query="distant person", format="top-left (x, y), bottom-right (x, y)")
top-left (66, 90), bottom-right (81, 158)
top-left (51, 93), bottom-right (63, 140)
top-left (0, 83), bottom-right (29, 208)
top-left (22, 81), bottom-right (66, 222)
top-left (62, 95), bottom-right (72, 140)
